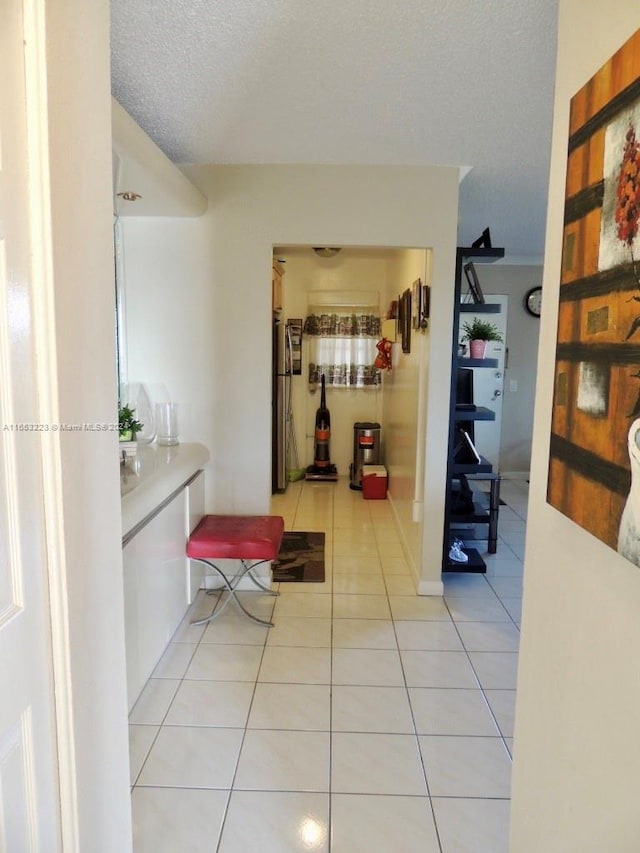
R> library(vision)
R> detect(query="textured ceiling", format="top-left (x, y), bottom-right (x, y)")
top-left (111, 0), bottom-right (559, 261)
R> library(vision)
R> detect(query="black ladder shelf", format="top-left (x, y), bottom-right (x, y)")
top-left (443, 245), bottom-right (504, 573)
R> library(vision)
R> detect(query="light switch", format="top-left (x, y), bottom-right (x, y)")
top-left (509, 379), bottom-right (518, 392)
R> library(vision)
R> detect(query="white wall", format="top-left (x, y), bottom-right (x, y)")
top-left (112, 97), bottom-right (207, 218)
top-left (125, 234), bottom-right (435, 584)
top-left (510, 5), bottom-right (640, 850)
top-left (477, 263), bottom-right (543, 475)
top-left (382, 250), bottom-right (431, 579)
top-left (132, 164), bottom-right (459, 589)
top-left (121, 215), bottom-right (215, 443)
top-left (45, 1), bottom-right (132, 848)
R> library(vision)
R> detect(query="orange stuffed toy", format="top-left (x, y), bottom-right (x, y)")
top-left (374, 337), bottom-right (393, 371)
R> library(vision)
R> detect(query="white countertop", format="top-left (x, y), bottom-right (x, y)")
top-left (121, 442), bottom-right (210, 539)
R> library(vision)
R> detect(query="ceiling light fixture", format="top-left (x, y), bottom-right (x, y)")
top-left (313, 247), bottom-right (341, 258)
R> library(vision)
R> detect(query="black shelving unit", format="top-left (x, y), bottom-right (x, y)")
top-left (451, 455), bottom-right (493, 475)
top-left (453, 406), bottom-right (495, 422)
top-left (460, 303), bottom-right (501, 314)
top-left (449, 472), bottom-right (501, 554)
top-left (458, 358), bottom-right (499, 368)
top-left (443, 245), bottom-right (504, 573)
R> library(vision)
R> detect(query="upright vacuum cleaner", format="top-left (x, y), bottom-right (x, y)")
top-left (305, 374), bottom-right (338, 481)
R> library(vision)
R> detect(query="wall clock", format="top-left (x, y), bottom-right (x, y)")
top-left (524, 286), bottom-right (542, 317)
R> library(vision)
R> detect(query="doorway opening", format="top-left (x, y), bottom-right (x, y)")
top-left (270, 245), bottom-right (432, 501)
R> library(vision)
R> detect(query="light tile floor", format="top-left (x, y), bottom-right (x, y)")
top-left (129, 476), bottom-right (528, 852)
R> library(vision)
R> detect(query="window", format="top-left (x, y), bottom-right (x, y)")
top-left (304, 292), bottom-right (381, 388)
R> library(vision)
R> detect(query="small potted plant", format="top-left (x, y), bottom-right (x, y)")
top-left (461, 318), bottom-right (503, 359)
top-left (118, 404), bottom-right (143, 442)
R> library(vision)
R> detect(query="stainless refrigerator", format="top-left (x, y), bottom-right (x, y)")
top-left (272, 318), bottom-right (292, 493)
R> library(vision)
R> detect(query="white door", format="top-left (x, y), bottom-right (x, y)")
top-left (460, 296), bottom-right (509, 467)
top-left (0, 2), bottom-right (62, 848)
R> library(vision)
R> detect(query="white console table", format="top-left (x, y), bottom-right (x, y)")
top-left (121, 442), bottom-right (209, 711)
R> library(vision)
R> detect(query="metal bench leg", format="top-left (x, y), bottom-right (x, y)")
top-left (190, 557), bottom-right (276, 627)
top-left (243, 559), bottom-right (280, 596)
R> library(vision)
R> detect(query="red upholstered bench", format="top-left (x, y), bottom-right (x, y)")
top-left (187, 515), bottom-right (284, 627)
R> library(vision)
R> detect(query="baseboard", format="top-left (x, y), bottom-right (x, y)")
top-left (500, 470), bottom-right (530, 480)
top-left (386, 491), bottom-right (421, 588)
top-left (418, 579), bottom-right (444, 596)
top-left (387, 492), bottom-right (444, 596)
top-left (189, 558), bottom-right (205, 604)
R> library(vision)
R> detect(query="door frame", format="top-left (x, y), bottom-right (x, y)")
top-left (20, 1), bottom-right (132, 849)
top-left (23, 1), bottom-right (81, 844)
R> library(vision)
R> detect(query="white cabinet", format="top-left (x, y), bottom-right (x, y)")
top-left (186, 470), bottom-right (205, 603)
top-left (123, 488), bottom-right (188, 710)
top-left (120, 444), bottom-right (209, 710)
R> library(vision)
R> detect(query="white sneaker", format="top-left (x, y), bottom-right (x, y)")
top-left (448, 539), bottom-right (468, 563)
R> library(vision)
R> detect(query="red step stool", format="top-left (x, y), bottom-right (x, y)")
top-left (187, 515), bottom-right (284, 627)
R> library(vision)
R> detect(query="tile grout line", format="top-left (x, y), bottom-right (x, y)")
top-left (441, 594), bottom-right (516, 762)
top-left (341, 492), bottom-right (446, 850)
top-left (213, 615), bottom-right (271, 852)
top-left (129, 590), bottom-right (216, 789)
top-left (327, 482), bottom-right (336, 853)
top-left (385, 542), bottom-right (445, 853)
top-left (131, 478), bottom-right (524, 849)
top-left (210, 515), bottom-right (287, 851)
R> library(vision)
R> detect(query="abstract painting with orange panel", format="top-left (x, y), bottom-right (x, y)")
top-left (548, 27), bottom-right (640, 565)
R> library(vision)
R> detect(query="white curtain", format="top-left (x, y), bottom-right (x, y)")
top-left (304, 296), bottom-right (381, 388)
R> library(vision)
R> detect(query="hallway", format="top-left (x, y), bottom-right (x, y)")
top-left (129, 477), bottom-right (526, 851)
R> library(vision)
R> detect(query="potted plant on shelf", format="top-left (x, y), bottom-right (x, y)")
top-left (118, 404), bottom-right (143, 442)
top-left (461, 318), bottom-right (503, 359)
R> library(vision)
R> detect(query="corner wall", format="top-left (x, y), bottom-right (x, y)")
top-left (156, 164), bottom-right (460, 588)
top-left (510, 5), bottom-right (640, 849)
top-left (382, 250), bottom-right (430, 581)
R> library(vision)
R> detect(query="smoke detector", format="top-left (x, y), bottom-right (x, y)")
top-left (313, 247), bottom-right (341, 258)
top-left (116, 191), bottom-right (142, 202)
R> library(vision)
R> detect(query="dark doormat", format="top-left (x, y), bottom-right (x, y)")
top-left (273, 531), bottom-right (325, 582)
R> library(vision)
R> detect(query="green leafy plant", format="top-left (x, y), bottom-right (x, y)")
top-left (118, 404), bottom-right (143, 440)
top-left (461, 318), bottom-right (503, 342)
